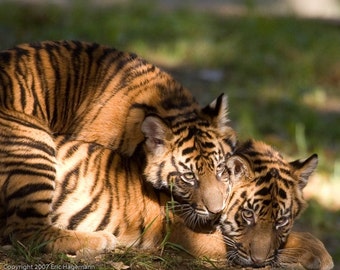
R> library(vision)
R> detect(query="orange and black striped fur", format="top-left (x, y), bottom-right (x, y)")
top-left (0, 41), bottom-right (235, 253)
top-left (52, 137), bottom-right (224, 255)
top-left (52, 138), bottom-right (332, 269)
top-left (220, 139), bottom-right (333, 269)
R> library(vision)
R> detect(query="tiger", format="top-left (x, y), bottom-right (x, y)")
top-left (0, 41), bottom-right (236, 253)
top-left (218, 139), bottom-right (334, 269)
top-left (50, 137), bottom-right (333, 269)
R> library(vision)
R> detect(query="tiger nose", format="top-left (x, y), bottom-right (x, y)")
top-left (206, 201), bottom-right (226, 215)
top-left (204, 192), bottom-right (226, 214)
top-left (251, 253), bottom-right (270, 266)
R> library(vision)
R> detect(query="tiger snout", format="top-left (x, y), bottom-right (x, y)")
top-left (249, 240), bottom-right (274, 265)
top-left (200, 181), bottom-right (228, 215)
top-left (203, 194), bottom-right (226, 215)
top-left (183, 179), bottom-right (228, 232)
top-left (242, 223), bottom-right (277, 266)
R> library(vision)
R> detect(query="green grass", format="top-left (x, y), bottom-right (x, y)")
top-left (0, 245), bottom-right (227, 270)
top-left (0, 0), bottom-right (339, 267)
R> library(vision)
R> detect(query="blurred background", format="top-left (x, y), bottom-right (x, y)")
top-left (0, 0), bottom-right (339, 267)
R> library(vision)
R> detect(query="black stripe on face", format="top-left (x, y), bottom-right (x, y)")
top-left (254, 186), bottom-right (270, 197)
top-left (255, 171), bottom-right (272, 186)
top-left (223, 137), bottom-right (235, 150)
top-left (182, 146), bottom-right (195, 156)
top-left (178, 161), bottom-right (190, 170)
top-left (201, 141), bottom-right (215, 149)
top-left (278, 188), bottom-right (287, 199)
top-left (262, 199), bottom-right (271, 206)
top-left (254, 165), bottom-right (267, 173)
top-left (279, 177), bottom-right (291, 189)
top-left (240, 191), bottom-right (247, 199)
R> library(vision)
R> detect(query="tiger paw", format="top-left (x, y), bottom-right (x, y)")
top-left (74, 232), bottom-right (118, 261)
top-left (82, 230), bottom-right (118, 252)
top-left (52, 230), bottom-right (118, 254)
top-left (280, 232), bottom-right (334, 270)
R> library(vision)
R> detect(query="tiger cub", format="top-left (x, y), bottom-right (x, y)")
top-left (218, 139), bottom-right (334, 269)
top-left (51, 138), bottom-right (333, 269)
top-left (0, 41), bottom-right (235, 253)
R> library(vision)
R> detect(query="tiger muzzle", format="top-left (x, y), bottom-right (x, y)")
top-left (248, 223), bottom-right (275, 266)
top-left (202, 182), bottom-right (228, 215)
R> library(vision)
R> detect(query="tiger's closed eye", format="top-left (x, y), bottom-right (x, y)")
top-left (276, 216), bottom-right (289, 229)
top-left (216, 162), bottom-right (228, 181)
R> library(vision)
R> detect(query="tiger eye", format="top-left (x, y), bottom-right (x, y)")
top-left (181, 172), bottom-right (196, 184)
top-left (242, 209), bottom-right (255, 225)
top-left (216, 163), bottom-right (227, 176)
top-left (183, 172), bottom-right (195, 179)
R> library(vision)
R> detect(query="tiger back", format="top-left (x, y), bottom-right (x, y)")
top-left (0, 41), bottom-right (235, 253)
top-left (0, 41), bottom-right (232, 155)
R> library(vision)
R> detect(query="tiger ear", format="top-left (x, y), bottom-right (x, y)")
top-left (290, 154), bottom-right (318, 189)
top-left (141, 115), bottom-right (173, 154)
top-left (202, 93), bottom-right (229, 128)
top-left (226, 156), bottom-right (253, 184)
top-left (202, 94), bottom-right (236, 146)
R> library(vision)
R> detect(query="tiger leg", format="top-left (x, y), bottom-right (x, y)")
top-left (0, 111), bottom-right (116, 254)
top-left (278, 231), bottom-right (334, 270)
top-left (168, 218), bottom-right (226, 259)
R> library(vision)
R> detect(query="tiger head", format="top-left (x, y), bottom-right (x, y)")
top-left (141, 94), bottom-right (236, 231)
top-left (220, 139), bottom-right (318, 267)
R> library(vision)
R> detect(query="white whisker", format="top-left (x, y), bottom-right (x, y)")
top-left (168, 201), bottom-right (210, 228)
top-left (226, 250), bottom-right (239, 264)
